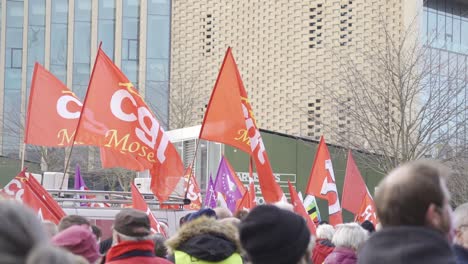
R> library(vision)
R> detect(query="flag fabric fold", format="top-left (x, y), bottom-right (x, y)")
top-left (214, 157), bottom-right (243, 212)
top-left (355, 192), bottom-right (378, 226)
top-left (305, 136), bottom-right (343, 226)
top-left (203, 174), bottom-right (217, 209)
top-left (199, 48), bottom-right (283, 203)
top-left (74, 48), bottom-right (184, 202)
top-left (342, 150), bottom-right (369, 214)
top-left (288, 181), bottom-right (317, 236)
top-left (131, 183), bottom-right (167, 237)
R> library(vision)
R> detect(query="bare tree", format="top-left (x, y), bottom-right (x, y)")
top-left (168, 72), bottom-right (202, 129)
top-left (295, 16), bottom-right (468, 177)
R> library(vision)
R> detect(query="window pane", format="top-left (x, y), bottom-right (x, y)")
top-left (52, 0), bottom-right (68, 23)
top-left (122, 61), bottom-right (138, 84)
top-left (145, 81), bottom-right (168, 125)
top-left (29, 0), bottom-right (46, 26)
top-left (27, 26), bottom-right (46, 66)
top-left (147, 59), bottom-right (168, 81)
top-left (148, 0), bottom-right (170, 15)
top-left (51, 0), bottom-right (68, 82)
top-left (123, 0), bottom-right (139, 17)
top-left (75, 0), bottom-right (91, 21)
top-left (122, 0), bottom-right (139, 84)
top-left (98, 0), bottom-right (115, 60)
top-left (147, 15), bottom-right (170, 59)
top-left (6, 1), bottom-right (23, 27)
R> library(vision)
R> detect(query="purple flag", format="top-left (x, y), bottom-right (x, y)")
top-left (214, 157), bottom-right (243, 212)
top-left (74, 164), bottom-right (87, 205)
top-left (203, 174), bottom-right (217, 209)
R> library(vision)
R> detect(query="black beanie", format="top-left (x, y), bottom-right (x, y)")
top-left (240, 205), bottom-right (311, 264)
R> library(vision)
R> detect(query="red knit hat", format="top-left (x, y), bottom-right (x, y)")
top-left (51, 225), bottom-right (101, 263)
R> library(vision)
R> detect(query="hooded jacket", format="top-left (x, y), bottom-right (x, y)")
top-left (324, 247), bottom-right (357, 264)
top-left (358, 226), bottom-right (456, 264)
top-left (454, 244), bottom-right (468, 264)
top-left (312, 238), bottom-right (335, 264)
top-left (166, 217), bottom-right (243, 264)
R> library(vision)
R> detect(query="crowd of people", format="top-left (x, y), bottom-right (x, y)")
top-left (1, 160), bottom-right (468, 263)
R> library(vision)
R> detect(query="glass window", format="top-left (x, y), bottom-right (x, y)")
top-left (51, 0), bottom-right (68, 83)
top-left (147, 15), bottom-right (170, 59)
top-left (145, 81), bottom-right (169, 126)
top-left (6, 1), bottom-right (23, 27)
top-left (27, 0), bottom-right (46, 100)
top-left (73, 0), bottom-right (91, 98)
top-left (462, 20), bottom-right (468, 52)
top-left (147, 59), bottom-right (168, 81)
top-left (98, 0), bottom-right (115, 60)
top-left (121, 0), bottom-right (140, 84)
top-left (148, 0), bottom-right (170, 16)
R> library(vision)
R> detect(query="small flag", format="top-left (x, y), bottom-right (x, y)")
top-left (203, 174), bottom-right (217, 209)
top-left (214, 157), bottom-right (243, 212)
top-left (304, 194), bottom-right (321, 225)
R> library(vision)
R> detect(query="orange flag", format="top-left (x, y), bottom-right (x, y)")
top-left (24, 63), bottom-right (82, 146)
top-left (355, 192), bottom-right (378, 226)
top-left (236, 190), bottom-right (253, 212)
top-left (248, 157), bottom-right (257, 206)
top-left (131, 183), bottom-right (167, 237)
top-left (183, 170), bottom-right (202, 210)
top-left (199, 48), bottom-right (283, 203)
top-left (23, 181), bottom-right (62, 224)
top-left (288, 181), bottom-right (317, 236)
top-left (305, 136), bottom-right (343, 226)
top-left (75, 48), bottom-right (184, 202)
top-left (22, 64), bottom-right (137, 172)
top-left (342, 150), bottom-right (368, 214)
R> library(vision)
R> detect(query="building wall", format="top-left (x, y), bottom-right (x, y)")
top-left (170, 0), bottom-right (420, 143)
top-left (0, 0), bottom-right (171, 160)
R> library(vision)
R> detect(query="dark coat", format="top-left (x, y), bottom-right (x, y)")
top-left (324, 247), bottom-right (357, 264)
top-left (358, 226), bottom-right (456, 264)
top-left (454, 244), bottom-right (468, 264)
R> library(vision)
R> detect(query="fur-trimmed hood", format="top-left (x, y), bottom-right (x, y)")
top-left (166, 216), bottom-right (241, 262)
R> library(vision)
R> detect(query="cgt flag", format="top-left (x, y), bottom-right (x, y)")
top-left (305, 136), bottom-right (343, 226)
top-left (131, 183), bottom-right (167, 237)
top-left (342, 150), bottom-right (369, 214)
top-left (75, 48), bottom-right (184, 202)
top-left (199, 48), bottom-right (283, 203)
top-left (355, 192), bottom-right (378, 226)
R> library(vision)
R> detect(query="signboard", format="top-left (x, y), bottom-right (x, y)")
top-left (237, 172), bottom-right (296, 204)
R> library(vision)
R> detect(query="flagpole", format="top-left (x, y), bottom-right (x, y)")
top-left (20, 142), bottom-right (26, 170)
top-left (60, 42), bottom-right (103, 190)
top-left (186, 48), bottom-right (233, 200)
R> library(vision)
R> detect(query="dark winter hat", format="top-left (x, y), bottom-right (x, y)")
top-left (240, 205), bottom-right (311, 264)
top-left (187, 208), bottom-right (217, 222)
top-left (361, 220), bottom-right (376, 233)
top-left (113, 209), bottom-right (151, 237)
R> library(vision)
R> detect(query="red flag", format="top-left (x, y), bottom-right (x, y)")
top-left (355, 192), bottom-right (378, 226)
top-left (24, 63), bottom-right (82, 146)
top-left (248, 157), bottom-right (257, 206)
top-left (305, 136), bottom-right (343, 226)
top-left (199, 48), bottom-right (283, 203)
top-left (25, 172), bottom-right (67, 221)
top-left (75, 48), bottom-right (184, 202)
top-left (183, 171), bottom-right (202, 210)
top-left (131, 183), bottom-right (167, 237)
top-left (288, 181), bottom-right (317, 236)
top-left (23, 182), bottom-right (62, 224)
top-left (342, 150), bottom-right (368, 214)
top-left (236, 190), bottom-right (253, 212)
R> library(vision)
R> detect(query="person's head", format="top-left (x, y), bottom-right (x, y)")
top-left (332, 223), bottom-right (368, 252)
top-left (42, 220), bottom-right (59, 238)
top-left (152, 234), bottom-right (168, 258)
top-left (58, 215), bottom-right (91, 232)
top-left (453, 203), bottom-right (468, 248)
top-left (187, 208), bottom-right (217, 222)
top-left (219, 217), bottom-right (241, 229)
top-left (112, 209), bottom-right (152, 244)
top-left (26, 245), bottom-right (84, 264)
top-left (51, 225), bottom-right (101, 264)
top-left (273, 200), bottom-right (294, 212)
top-left (240, 205), bottom-right (311, 264)
top-left (319, 220), bottom-right (329, 225)
top-left (91, 225), bottom-right (102, 243)
top-left (360, 220), bottom-right (376, 234)
top-left (234, 209), bottom-right (249, 220)
top-left (375, 160), bottom-right (453, 237)
top-left (179, 213), bottom-right (191, 227)
top-left (214, 207), bottom-right (233, 219)
top-left (316, 224), bottom-right (335, 241)
top-left (0, 200), bottom-right (47, 264)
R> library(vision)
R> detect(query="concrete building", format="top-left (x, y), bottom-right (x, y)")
top-left (170, 0), bottom-right (468, 146)
top-left (0, 0), bottom-right (171, 160)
